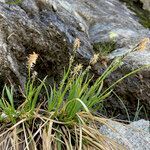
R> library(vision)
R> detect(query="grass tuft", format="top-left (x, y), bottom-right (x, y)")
top-left (0, 38), bottom-right (149, 149)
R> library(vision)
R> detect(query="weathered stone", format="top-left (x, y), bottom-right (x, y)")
top-left (140, 0), bottom-right (150, 11)
top-left (119, 0), bottom-right (150, 28)
top-left (99, 119), bottom-right (150, 150)
top-left (0, 0), bottom-right (93, 88)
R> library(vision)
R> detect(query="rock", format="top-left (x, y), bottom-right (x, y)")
top-left (0, 0), bottom-right (149, 118)
top-left (104, 41), bottom-right (150, 120)
top-left (121, 0), bottom-right (150, 12)
top-left (119, 0), bottom-right (150, 28)
top-left (140, 0), bottom-right (150, 11)
top-left (0, 0), bottom-right (93, 88)
top-left (99, 119), bottom-right (150, 150)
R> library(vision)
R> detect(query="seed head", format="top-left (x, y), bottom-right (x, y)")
top-left (90, 54), bottom-right (99, 65)
top-left (73, 64), bottom-right (83, 75)
top-left (73, 38), bottom-right (80, 51)
top-left (135, 38), bottom-right (150, 51)
top-left (27, 52), bottom-right (39, 69)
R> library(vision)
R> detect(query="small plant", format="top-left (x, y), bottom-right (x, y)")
top-left (0, 85), bottom-right (19, 124)
top-left (93, 41), bottom-right (116, 56)
top-left (0, 38), bottom-right (149, 149)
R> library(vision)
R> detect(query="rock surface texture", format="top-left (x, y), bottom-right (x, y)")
top-left (0, 0), bottom-right (149, 118)
top-left (100, 119), bottom-right (150, 150)
top-left (140, 0), bottom-right (150, 11)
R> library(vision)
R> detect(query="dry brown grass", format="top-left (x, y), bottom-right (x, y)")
top-left (0, 111), bottom-right (126, 150)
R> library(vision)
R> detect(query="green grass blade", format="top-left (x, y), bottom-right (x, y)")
top-left (5, 86), bottom-right (14, 108)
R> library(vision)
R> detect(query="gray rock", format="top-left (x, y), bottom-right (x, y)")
top-left (99, 119), bottom-right (150, 150)
top-left (0, 0), bottom-right (93, 87)
top-left (140, 0), bottom-right (150, 11)
top-left (0, 0), bottom-right (149, 117)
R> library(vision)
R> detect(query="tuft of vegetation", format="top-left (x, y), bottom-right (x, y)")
top-left (93, 41), bottom-right (116, 56)
top-left (0, 38), bottom-right (149, 149)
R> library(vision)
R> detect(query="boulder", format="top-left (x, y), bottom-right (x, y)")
top-left (123, 0), bottom-right (150, 29)
top-left (0, 0), bottom-right (149, 118)
top-left (0, 0), bottom-right (93, 88)
top-left (140, 0), bottom-right (150, 11)
top-left (99, 119), bottom-right (150, 150)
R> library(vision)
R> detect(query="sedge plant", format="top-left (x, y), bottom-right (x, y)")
top-left (0, 38), bottom-right (149, 149)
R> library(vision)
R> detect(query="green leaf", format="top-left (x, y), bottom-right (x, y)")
top-left (6, 0), bottom-right (22, 5)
